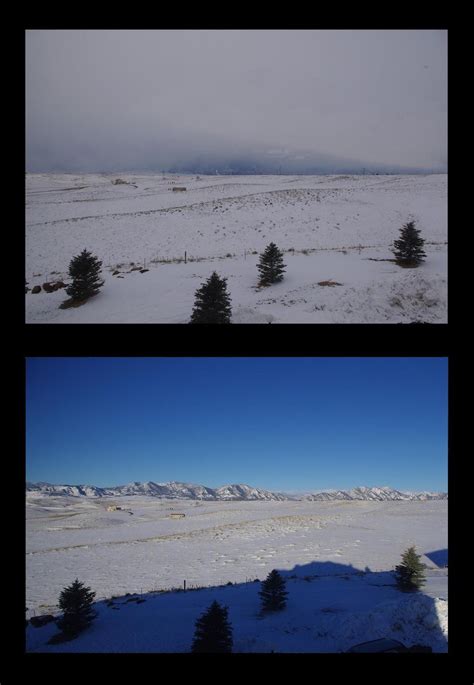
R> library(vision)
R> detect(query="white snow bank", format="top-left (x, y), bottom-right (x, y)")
top-left (333, 594), bottom-right (448, 652)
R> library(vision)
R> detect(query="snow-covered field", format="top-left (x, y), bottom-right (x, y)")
top-left (25, 173), bottom-right (447, 323)
top-left (26, 497), bottom-right (447, 652)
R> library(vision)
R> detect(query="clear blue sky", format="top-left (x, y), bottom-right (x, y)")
top-left (26, 357), bottom-right (448, 492)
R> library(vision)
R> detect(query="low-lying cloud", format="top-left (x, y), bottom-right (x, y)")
top-left (26, 30), bottom-right (447, 173)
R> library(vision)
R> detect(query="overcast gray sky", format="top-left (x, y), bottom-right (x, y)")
top-left (26, 30), bottom-right (447, 172)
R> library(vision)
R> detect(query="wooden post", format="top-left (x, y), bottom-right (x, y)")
top-left (185, 251), bottom-right (187, 264)
top-left (184, 580), bottom-right (186, 592)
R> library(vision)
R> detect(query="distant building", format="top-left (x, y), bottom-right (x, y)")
top-left (107, 505), bottom-right (122, 511)
top-left (169, 512), bottom-right (186, 519)
top-left (172, 187), bottom-right (187, 192)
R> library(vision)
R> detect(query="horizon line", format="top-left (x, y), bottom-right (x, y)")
top-left (26, 479), bottom-right (448, 494)
top-left (25, 169), bottom-right (447, 176)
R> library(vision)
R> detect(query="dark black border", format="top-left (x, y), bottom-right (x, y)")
top-left (23, 325), bottom-right (449, 357)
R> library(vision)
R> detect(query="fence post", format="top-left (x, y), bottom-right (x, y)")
top-left (184, 580), bottom-right (186, 592)
top-left (184, 251), bottom-right (187, 264)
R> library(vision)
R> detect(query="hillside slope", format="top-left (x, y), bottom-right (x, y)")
top-left (25, 173), bottom-right (447, 323)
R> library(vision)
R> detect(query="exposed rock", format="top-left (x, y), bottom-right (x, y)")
top-left (408, 644), bottom-right (433, 653)
top-left (318, 280), bottom-right (343, 287)
top-left (140, 269), bottom-right (149, 273)
top-left (31, 285), bottom-right (41, 294)
top-left (42, 281), bottom-right (67, 293)
top-left (30, 614), bottom-right (56, 628)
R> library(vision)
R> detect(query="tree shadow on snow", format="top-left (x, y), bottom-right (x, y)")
top-left (270, 559), bottom-right (448, 653)
top-left (27, 558), bottom-right (448, 654)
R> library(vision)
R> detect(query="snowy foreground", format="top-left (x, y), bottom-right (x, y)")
top-left (26, 497), bottom-right (447, 652)
top-left (25, 173), bottom-right (447, 323)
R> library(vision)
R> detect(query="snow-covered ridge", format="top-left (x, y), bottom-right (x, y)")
top-left (302, 485), bottom-right (447, 501)
top-left (25, 481), bottom-right (447, 501)
top-left (25, 481), bottom-right (286, 501)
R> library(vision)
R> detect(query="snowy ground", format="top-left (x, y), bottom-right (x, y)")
top-left (25, 173), bottom-right (447, 323)
top-left (26, 497), bottom-right (447, 652)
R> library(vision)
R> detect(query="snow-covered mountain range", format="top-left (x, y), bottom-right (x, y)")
top-left (301, 486), bottom-right (447, 502)
top-left (26, 481), bottom-right (447, 501)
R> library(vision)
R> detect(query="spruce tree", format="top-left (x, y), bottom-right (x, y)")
top-left (191, 600), bottom-right (233, 653)
top-left (56, 578), bottom-right (97, 637)
top-left (259, 569), bottom-right (288, 612)
top-left (257, 243), bottom-right (286, 286)
top-left (190, 271), bottom-right (232, 323)
top-left (392, 221), bottom-right (426, 267)
top-left (394, 546), bottom-right (426, 592)
top-left (65, 249), bottom-right (104, 301)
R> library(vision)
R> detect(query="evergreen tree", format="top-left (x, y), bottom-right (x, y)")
top-left (394, 546), bottom-right (426, 592)
top-left (392, 221), bottom-right (426, 267)
top-left (65, 249), bottom-right (104, 301)
top-left (190, 271), bottom-right (232, 323)
top-left (257, 243), bottom-right (286, 286)
top-left (259, 569), bottom-right (288, 612)
top-left (56, 578), bottom-right (97, 637)
top-left (191, 600), bottom-right (233, 653)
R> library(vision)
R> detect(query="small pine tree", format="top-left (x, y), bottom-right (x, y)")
top-left (66, 249), bottom-right (104, 301)
top-left (56, 578), bottom-right (97, 637)
top-left (191, 600), bottom-right (233, 653)
top-left (392, 221), bottom-right (426, 267)
top-left (394, 546), bottom-right (426, 592)
top-left (257, 243), bottom-right (286, 286)
top-left (190, 271), bottom-right (232, 323)
top-left (259, 569), bottom-right (288, 612)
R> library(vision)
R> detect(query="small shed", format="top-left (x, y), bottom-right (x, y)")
top-left (169, 512), bottom-right (186, 519)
